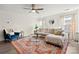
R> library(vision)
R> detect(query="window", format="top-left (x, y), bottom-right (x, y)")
top-left (64, 15), bottom-right (72, 25)
top-left (64, 15), bottom-right (72, 33)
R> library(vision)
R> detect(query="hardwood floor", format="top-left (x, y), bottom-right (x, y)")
top-left (0, 41), bottom-right (17, 54)
top-left (66, 40), bottom-right (79, 54)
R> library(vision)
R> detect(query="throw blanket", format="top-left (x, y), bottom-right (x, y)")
top-left (11, 38), bottom-right (63, 54)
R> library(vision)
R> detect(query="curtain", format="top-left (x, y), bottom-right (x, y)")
top-left (70, 14), bottom-right (77, 40)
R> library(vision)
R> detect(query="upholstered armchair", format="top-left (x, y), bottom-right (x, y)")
top-left (3, 29), bottom-right (20, 42)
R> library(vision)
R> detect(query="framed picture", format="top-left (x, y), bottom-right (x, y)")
top-left (49, 20), bottom-right (54, 24)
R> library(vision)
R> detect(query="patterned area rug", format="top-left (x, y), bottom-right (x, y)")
top-left (11, 37), bottom-right (62, 54)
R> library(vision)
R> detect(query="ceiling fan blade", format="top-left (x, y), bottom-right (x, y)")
top-left (34, 8), bottom-right (44, 10)
top-left (36, 10), bottom-right (39, 13)
top-left (24, 8), bottom-right (32, 10)
top-left (29, 10), bottom-right (32, 13)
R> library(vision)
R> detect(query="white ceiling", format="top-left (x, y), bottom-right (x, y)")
top-left (0, 4), bottom-right (79, 17)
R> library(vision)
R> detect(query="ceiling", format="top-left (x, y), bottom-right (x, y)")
top-left (0, 4), bottom-right (79, 17)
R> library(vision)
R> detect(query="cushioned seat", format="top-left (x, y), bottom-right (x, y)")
top-left (3, 29), bottom-right (20, 41)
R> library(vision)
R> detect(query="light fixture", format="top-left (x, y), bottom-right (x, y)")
top-left (32, 10), bottom-right (36, 13)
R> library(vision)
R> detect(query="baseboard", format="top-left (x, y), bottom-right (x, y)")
top-left (0, 40), bottom-right (6, 42)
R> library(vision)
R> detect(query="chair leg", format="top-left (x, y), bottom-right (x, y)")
top-left (4, 39), bottom-right (8, 42)
top-left (4, 40), bottom-right (9, 42)
top-left (4, 40), bottom-right (7, 42)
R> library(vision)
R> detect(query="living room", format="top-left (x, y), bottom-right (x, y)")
top-left (0, 4), bottom-right (79, 54)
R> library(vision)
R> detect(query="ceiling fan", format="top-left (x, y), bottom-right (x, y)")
top-left (24, 4), bottom-right (44, 13)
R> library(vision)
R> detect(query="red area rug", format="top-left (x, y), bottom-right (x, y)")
top-left (11, 38), bottom-right (63, 54)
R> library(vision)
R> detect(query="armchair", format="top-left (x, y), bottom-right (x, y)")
top-left (3, 29), bottom-right (20, 42)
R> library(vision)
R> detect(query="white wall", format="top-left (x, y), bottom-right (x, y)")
top-left (41, 14), bottom-right (64, 29)
top-left (0, 5), bottom-right (79, 41)
top-left (77, 10), bottom-right (79, 32)
top-left (0, 10), bottom-right (40, 41)
top-left (41, 10), bottom-right (78, 31)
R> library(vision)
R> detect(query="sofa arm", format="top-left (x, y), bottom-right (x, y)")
top-left (62, 32), bottom-right (68, 39)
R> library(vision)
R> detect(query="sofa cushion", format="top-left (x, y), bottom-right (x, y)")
top-left (49, 29), bottom-right (63, 35)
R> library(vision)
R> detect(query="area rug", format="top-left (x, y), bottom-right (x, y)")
top-left (11, 37), bottom-right (64, 54)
